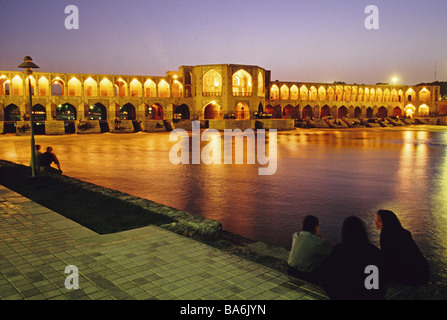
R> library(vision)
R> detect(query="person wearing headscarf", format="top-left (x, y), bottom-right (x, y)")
top-left (376, 210), bottom-right (430, 285)
top-left (320, 216), bottom-right (386, 300)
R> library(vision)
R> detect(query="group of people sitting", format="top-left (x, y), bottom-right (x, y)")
top-left (32, 145), bottom-right (62, 174)
top-left (287, 211), bottom-right (430, 300)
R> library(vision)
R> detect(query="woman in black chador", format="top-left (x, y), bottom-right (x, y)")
top-left (376, 210), bottom-right (430, 285)
top-left (320, 216), bottom-right (386, 300)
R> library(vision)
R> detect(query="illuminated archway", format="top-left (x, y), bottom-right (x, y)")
top-left (147, 104), bottom-right (163, 120)
top-left (258, 72), bottom-right (264, 95)
top-left (235, 102), bottom-right (250, 120)
top-left (357, 88), bottom-right (364, 101)
top-left (351, 87), bottom-right (358, 102)
top-left (5, 104), bottom-right (21, 121)
top-left (232, 69), bottom-right (252, 96)
top-left (338, 106), bottom-right (348, 118)
top-left (405, 88), bottom-right (416, 102)
top-left (100, 78), bottom-right (114, 97)
top-left (343, 87), bottom-right (351, 101)
top-left (38, 77), bottom-right (49, 96)
top-left (319, 87), bottom-right (326, 101)
top-left (67, 78), bottom-right (82, 96)
top-left (203, 102), bottom-right (221, 120)
top-left (280, 85), bottom-right (289, 100)
top-left (377, 106), bottom-right (388, 119)
top-left (375, 88), bottom-right (383, 102)
top-left (321, 105), bottom-right (331, 118)
top-left (120, 103), bottom-right (136, 120)
top-left (0, 76), bottom-right (9, 95)
top-left (84, 78), bottom-right (98, 97)
top-left (383, 89), bottom-right (390, 102)
top-left (327, 87), bottom-right (334, 101)
top-left (300, 86), bottom-right (309, 100)
top-left (302, 105), bottom-right (313, 119)
top-left (56, 103), bottom-right (77, 120)
top-left (370, 89), bottom-right (376, 102)
top-left (172, 80), bottom-right (183, 98)
top-left (174, 104), bottom-right (190, 120)
top-left (290, 85), bottom-right (299, 100)
top-left (265, 105), bottom-right (274, 115)
top-left (419, 89), bottom-right (430, 103)
top-left (335, 86), bottom-right (343, 101)
top-left (203, 69), bottom-right (222, 96)
top-left (405, 105), bottom-right (415, 118)
top-left (130, 79), bottom-right (143, 97)
top-left (115, 79), bottom-right (127, 97)
top-left (12, 76), bottom-right (23, 96)
top-left (393, 107), bottom-right (403, 117)
top-left (391, 89), bottom-right (398, 102)
top-left (270, 85), bottom-right (279, 100)
top-left (158, 80), bottom-right (170, 98)
top-left (309, 86), bottom-right (317, 101)
top-left (88, 103), bottom-right (107, 120)
top-left (419, 104), bottom-right (430, 117)
top-left (51, 78), bottom-right (64, 96)
top-left (364, 88), bottom-right (370, 102)
top-left (32, 104), bottom-right (46, 121)
top-left (283, 105), bottom-right (295, 118)
top-left (144, 79), bottom-right (157, 97)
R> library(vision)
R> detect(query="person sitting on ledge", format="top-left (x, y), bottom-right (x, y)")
top-left (287, 215), bottom-right (333, 285)
top-left (375, 210), bottom-right (430, 286)
top-left (40, 146), bottom-right (62, 174)
top-left (319, 216), bottom-right (386, 300)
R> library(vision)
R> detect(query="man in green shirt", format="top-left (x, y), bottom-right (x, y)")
top-left (287, 215), bottom-right (333, 284)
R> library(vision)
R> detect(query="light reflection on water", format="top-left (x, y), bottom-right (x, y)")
top-left (1, 126), bottom-right (447, 281)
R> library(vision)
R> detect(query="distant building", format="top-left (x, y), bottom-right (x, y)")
top-left (0, 64), bottom-right (441, 134)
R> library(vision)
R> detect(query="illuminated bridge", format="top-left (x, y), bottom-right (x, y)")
top-left (0, 64), bottom-right (441, 134)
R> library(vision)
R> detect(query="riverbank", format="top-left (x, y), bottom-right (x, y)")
top-left (0, 160), bottom-right (289, 271)
top-left (1, 160), bottom-right (447, 299)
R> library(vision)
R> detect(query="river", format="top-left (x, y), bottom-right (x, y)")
top-left (1, 126), bottom-right (446, 282)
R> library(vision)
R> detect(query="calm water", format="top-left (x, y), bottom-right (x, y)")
top-left (1, 126), bottom-right (447, 281)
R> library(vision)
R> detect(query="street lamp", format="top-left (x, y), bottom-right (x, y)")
top-left (18, 56), bottom-right (40, 177)
top-left (392, 77), bottom-right (398, 86)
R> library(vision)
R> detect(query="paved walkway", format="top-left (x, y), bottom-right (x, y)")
top-left (0, 185), bottom-right (328, 300)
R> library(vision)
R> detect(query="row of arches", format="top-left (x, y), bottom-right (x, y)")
top-left (2, 103), bottom-right (194, 122)
top-left (269, 84), bottom-right (431, 104)
top-left (265, 104), bottom-right (431, 119)
top-left (2, 102), bottom-right (431, 123)
top-left (0, 75), bottom-right (183, 98)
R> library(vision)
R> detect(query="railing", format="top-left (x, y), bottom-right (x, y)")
top-left (202, 92), bottom-right (222, 97)
top-left (232, 92), bottom-right (252, 97)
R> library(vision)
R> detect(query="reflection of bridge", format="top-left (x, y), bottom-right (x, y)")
top-left (0, 63), bottom-right (441, 134)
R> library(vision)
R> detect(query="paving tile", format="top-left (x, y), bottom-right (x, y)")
top-left (0, 186), bottom-right (331, 301)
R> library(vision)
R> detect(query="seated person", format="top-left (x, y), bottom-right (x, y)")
top-left (376, 210), bottom-right (430, 285)
top-left (40, 147), bottom-right (62, 173)
top-left (287, 215), bottom-right (333, 284)
top-left (320, 216), bottom-right (386, 300)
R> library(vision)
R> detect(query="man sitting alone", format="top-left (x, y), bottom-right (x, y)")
top-left (287, 215), bottom-right (333, 284)
top-left (40, 147), bottom-right (62, 173)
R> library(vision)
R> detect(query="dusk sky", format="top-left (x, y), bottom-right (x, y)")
top-left (1, 0), bottom-right (447, 85)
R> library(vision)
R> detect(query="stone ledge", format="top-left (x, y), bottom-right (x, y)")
top-left (36, 169), bottom-right (222, 239)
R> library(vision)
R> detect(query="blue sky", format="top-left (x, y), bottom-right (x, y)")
top-left (1, 0), bottom-right (446, 85)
